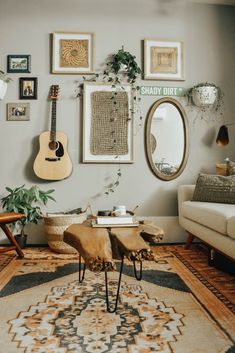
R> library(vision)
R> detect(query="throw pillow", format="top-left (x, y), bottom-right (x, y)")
top-left (228, 160), bottom-right (235, 176)
top-left (215, 163), bottom-right (227, 176)
top-left (192, 174), bottom-right (235, 204)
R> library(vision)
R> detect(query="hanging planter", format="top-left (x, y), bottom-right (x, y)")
top-left (0, 70), bottom-right (12, 100)
top-left (185, 82), bottom-right (225, 124)
top-left (187, 82), bottom-right (223, 111)
top-left (0, 79), bottom-right (7, 100)
top-left (192, 85), bottom-right (218, 107)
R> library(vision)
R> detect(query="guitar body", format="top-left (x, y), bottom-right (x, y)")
top-left (33, 131), bottom-right (73, 180)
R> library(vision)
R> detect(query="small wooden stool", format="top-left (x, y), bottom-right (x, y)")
top-left (0, 213), bottom-right (25, 258)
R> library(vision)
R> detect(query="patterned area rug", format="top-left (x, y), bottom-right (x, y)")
top-left (0, 253), bottom-right (15, 272)
top-left (0, 247), bottom-right (235, 353)
top-left (15, 245), bottom-right (235, 314)
top-left (171, 244), bottom-right (235, 313)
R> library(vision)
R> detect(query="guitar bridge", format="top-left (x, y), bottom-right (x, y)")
top-left (45, 157), bottom-right (61, 162)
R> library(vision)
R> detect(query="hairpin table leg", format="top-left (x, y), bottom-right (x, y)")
top-left (78, 253), bottom-right (86, 283)
top-left (105, 256), bottom-right (124, 313)
top-left (133, 260), bottom-right (143, 281)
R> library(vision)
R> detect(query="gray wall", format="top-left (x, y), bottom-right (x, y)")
top-left (0, 0), bottom-right (235, 243)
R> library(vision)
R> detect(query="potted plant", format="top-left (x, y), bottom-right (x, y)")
top-left (187, 82), bottom-right (223, 111)
top-left (0, 70), bottom-right (12, 100)
top-left (1, 185), bottom-right (55, 248)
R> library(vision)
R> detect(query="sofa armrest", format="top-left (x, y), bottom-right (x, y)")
top-left (178, 185), bottom-right (195, 218)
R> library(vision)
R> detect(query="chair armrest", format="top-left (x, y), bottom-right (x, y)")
top-left (178, 185), bottom-right (195, 218)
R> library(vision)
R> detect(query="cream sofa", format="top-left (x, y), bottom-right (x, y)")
top-left (178, 185), bottom-right (235, 262)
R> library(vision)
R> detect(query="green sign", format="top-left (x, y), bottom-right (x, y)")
top-left (140, 86), bottom-right (185, 96)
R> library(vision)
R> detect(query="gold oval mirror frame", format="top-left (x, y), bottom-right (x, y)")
top-left (145, 97), bottom-right (189, 181)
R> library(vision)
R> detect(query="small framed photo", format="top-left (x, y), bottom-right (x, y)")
top-left (7, 103), bottom-right (30, 121)
top-left (83, 82), bottom-right (134, 163)
top-left (7, 55), bottom-right (31, 73)
top-left (51, 32), bottom-right (95, 74)
top-left (144, 39), bottom-right (185, 81)
top-left (19, 77), bottom-right (38, 99)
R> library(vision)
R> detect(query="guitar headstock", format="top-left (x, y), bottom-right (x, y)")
top-left (49, 85), bottom-right (60, 100)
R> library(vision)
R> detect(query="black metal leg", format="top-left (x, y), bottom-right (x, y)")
top-left (105, 256), bottom-right (124, 313)
top-left (133, 260), bottom-right (143, 281)
top-left (78, 253), bottom-right (86, 283)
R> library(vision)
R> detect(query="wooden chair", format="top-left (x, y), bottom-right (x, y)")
top-left (0, 213), bottom-right (25, 258)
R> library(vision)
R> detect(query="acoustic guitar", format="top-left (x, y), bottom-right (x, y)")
top-left (33, 85), bottom-right (73, 180)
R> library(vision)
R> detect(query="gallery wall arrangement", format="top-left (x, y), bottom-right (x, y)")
top-left (0, 28), bottom-right (228, 192)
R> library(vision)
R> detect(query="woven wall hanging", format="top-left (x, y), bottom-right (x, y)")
top-left (90, 91), bottom-right (129, 155)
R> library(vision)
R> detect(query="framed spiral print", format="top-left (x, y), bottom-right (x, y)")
top-left (51, 32), bottom-right (95, 74)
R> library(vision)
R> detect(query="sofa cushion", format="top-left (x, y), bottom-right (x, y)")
top-left (192, 174), bottom-right (235, 204)
top-left (228, 160), bottom-right (235, 175)
top-left (227, 216), bottom-right (235, 239)
top-left (181, 201), bottom-right (235, 235)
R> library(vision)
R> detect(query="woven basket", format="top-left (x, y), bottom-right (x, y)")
top-left (44, 213), bottom-right (87, 254)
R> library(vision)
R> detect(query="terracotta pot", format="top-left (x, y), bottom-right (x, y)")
top-left (192, 86), bottom-right (218, 107)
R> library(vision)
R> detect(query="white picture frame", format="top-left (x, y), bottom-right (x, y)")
top-left (51, 32), bottom-right (95, 74)
top-left (144, 39), bottom-right (185, 81)
top-left (83, 82), bottom-right (134, 163)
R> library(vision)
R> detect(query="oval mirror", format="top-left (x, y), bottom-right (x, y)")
top-left (145, 97), bottom-right (189, 181)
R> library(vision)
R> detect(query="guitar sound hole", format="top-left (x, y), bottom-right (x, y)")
top-left (49, 141), bottom-right (58, 150)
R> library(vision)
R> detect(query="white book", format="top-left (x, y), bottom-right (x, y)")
top-left (96, 216), bottom-right (134, 225)
top-left (92, 221), bottom-right (139, 228)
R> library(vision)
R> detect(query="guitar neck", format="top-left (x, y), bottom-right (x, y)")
top-left (50, 100), bottom-right (57, 141)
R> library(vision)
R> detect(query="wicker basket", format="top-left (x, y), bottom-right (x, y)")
top-left (44, 213), bottom-right (87, 254)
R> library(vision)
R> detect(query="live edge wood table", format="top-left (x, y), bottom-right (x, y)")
top-left (63, 222), bottom-right (157, 313)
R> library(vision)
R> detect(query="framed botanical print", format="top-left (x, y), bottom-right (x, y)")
top-left (7, 55), bottom-right (31, 73)
top-left (83, 82), bottom-right (134, 163)
top-left (144, 39), bottom-right (185, 81)
top-left (51, 32), bottom-right (95, 74)
top-left (7, 103), bottom-right (30, 121)
top-left (19, 77), bottom-right (38, 99)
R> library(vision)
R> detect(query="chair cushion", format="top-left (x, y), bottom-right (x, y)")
top-left (192, 174), bottom-right (235, 204)
top-left (181, 201), bottom-right (235, 235)
top-left (227, 216), bottom-right (235, 239)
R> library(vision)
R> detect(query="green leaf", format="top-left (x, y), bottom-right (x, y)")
top-left (47, 195), bottom-right (56, 202)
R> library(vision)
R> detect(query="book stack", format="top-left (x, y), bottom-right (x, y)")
top-left (92, 215), bottom-right (139, 227)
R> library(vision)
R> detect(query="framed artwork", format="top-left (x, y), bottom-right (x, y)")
top-left (7, 103), bottom-right (30, 121)
top-left (51, 32), bottom-right (95, 74)
top-left (7, 55), bottom-right (31, 73)
top-left (83, 82), bottom-right (134, 163)
top-left (144, 39), bottom-right (185, 81)
top-left (19, 77), bottom-right (38, 99)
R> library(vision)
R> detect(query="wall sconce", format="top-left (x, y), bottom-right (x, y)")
top-left (216, 123), bottom-right (235, 146)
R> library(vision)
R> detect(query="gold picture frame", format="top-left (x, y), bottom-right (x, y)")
top-left (51, 32), bottom-right (95, 74)
top-left (144, 39), bottom-right (185, 81)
